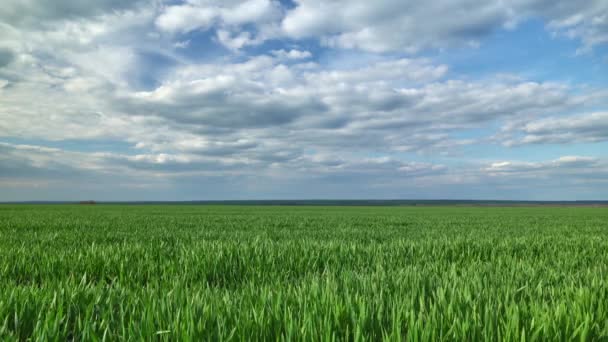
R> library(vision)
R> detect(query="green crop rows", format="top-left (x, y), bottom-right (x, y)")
top-left (1, 205), bottom-right (608, 340)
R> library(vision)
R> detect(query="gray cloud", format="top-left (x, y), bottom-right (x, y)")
top-left (0, 48), bottom-right (15, 68)
top-left (0, 143), bottom-right (107, 187)
top-left (0, 0), bottom-right (147, 28)
top-left (114, 56), bottom-right (595, 159)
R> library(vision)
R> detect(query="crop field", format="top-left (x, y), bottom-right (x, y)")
top-left (1, 205), bottom-right (608, 340)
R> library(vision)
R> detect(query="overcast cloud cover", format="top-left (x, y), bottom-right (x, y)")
top-left (1, 0), bottom-right (608, 201)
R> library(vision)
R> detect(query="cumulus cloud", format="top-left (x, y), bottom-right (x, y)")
top-left (117, 55), bottom-right (588, 151)
top-left (2, 42), bottom-right (601, 173)
top-left (155, 0), bottom-right (282, 33)
top-left (3, 1), bottom-right (608, 54)
top-left (155, 0), bottom-right (283, 49)
top-left (155, 4), bottom-right (217, 34)
top-left (153, 0), bottom-right (608, 52)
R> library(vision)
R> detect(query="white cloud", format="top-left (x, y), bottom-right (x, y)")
top-left (155, 4), bottom-right (217, 34)
top-left (484, 155), bottom-right (602, 176)
top-left (155, 0), bottom-right (283, 50)
top-left (502, 112), bottom-right (608, 145)
top-left (271, 49), bottom-right (312, 60)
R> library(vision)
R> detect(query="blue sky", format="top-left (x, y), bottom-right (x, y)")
top-left (1, 0), bottom-right (608, 201)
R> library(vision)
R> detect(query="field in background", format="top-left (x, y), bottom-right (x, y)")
top-left (1, 205), bottom-right (608, 340)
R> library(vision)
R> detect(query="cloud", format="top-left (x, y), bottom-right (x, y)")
top-left (0, 142), bottom-right (191, 201)
top-left (2, 44), bottom-right (596, 164)
top-left (282, 0), bottom-right (510, 53)
top-left (271, 49), bottom-right (312, 60)
top-left (122, 55), bottom-right (572, 133)
top-left (502, 112), bottom-right (608, 145)
top-left (0, 0), bottom-right (147, 28)
top-left (3, 141), bottom-right (608, 201)
top-left (481, 155), bottom-right (607, 192)
top-left (0, 48), bottom-right (15, 68)
top-left (542, 2), bottom-right (608, 53)
top-left (152, 0), bottom-right (608, 53)
top-left (0, 143), bottom-right (104, 185)
top-left (4, 1), bottom-right (608, 55)
top-left (282, 0), bottom-right (608, 52)
top-left (155, 0), bottom-right (283, 49)
top-left (0, 141), bottom-right (449, 201)
top-left (447, 155), bottom-right (608, 199)
top-left (485, 156), bottom-right (599, 174)
top-left (108, 54), bottom-right (596, 162)
top-left (155, 4), bottom-right (217, 34)
top-left (155, 0), bottom-right (282, 33)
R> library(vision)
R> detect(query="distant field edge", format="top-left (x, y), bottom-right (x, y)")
top-left (1, 200), bottom-right (607, 207)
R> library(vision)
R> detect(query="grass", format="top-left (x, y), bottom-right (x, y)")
top-left (1, 205), bottom-right (608, 340)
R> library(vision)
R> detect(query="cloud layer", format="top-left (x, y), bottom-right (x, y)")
top-left (1, 0), bottom-right (607, 200)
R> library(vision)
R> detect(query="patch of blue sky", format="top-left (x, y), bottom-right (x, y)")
top-left (170, 30), bottom-right (228, 61)
top-left (277, 0), bottom-right (297, 10)
top-left (432, 19), bottom-right (608, 86)
top-left (128, 49), bottom-right (178, 90)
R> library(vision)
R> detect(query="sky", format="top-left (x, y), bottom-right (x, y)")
top-left (1, 0), bottom-right (608, 201)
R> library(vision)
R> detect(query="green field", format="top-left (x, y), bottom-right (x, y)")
top-left (1, 205), bottom-right (608, 340)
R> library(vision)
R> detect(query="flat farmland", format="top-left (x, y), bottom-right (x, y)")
top-left (1, 205), bottom-right (608, 340)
